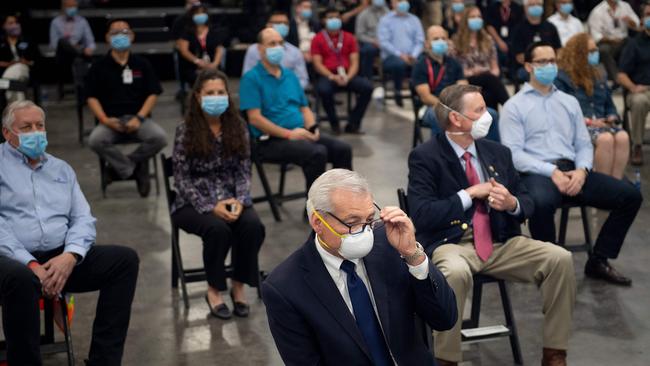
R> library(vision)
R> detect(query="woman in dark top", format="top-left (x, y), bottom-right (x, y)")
top-left (176, 5), bottom-right (226, 86)
top-left (443, 0), bottom-right (466, 37)
top-left (0, 15), bottom-right (40, 102)
top-left (556, 33), bottom-right (629, 180)
top-left (171, 69), bottom-right (265, 319)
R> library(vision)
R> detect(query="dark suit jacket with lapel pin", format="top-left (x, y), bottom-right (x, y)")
top-left (407, 133), bottom-right (534, 257)
top-left (262, 226), bottom-right (457, 365)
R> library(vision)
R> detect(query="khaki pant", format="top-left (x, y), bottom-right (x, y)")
top-left (627, 90), bottom-right (650, 146)
top-left (432, 235), bottom-right (576, 363)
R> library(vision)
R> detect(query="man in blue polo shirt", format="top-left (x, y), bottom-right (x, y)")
top-left (240, 27), bottom-right (352, 192)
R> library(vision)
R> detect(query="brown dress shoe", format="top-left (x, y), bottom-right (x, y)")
top-left (542, 348), bottom-right (567, 366)
top-left (435, 358), bottom-right (458, 366)
top-left (631, 144), bottom-right (643, 166)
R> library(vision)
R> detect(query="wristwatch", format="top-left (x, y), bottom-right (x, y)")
top-left (136, 115), bottom-right (146, 123)
top-left (401, 242), bottom-right (425, 263)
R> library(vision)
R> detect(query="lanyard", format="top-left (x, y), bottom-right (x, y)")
top-left (500, 5), bottom-right (511, 23)
top-left (426, 57), bottom-right (446, 93)
top-left (323, 30), bottom-right (344, 66)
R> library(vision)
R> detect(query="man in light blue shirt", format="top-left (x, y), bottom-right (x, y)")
top-left (500, 42), bottom-right (642, 286)
top-left (377, 0), bottom-right (424, 106)
top-left (241, 12), bottom-right (309, 89)
top-left (0, 101), bottom-right (139, 365)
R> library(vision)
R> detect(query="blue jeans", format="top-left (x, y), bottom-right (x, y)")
top-left (359, 42), bottom-right (380, 79)
top-left (422, 107), bottom-right (501, 142)
top-left (382, 55), bottom-right (410, 101)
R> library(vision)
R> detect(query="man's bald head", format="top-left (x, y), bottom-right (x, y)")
top-left (257, 27), bottom-right (282, 46)
top-left (426, 25), bottom-right (448, 41)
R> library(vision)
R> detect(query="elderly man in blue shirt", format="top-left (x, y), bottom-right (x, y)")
top-left (0, 101), bottom-right (139, 366)
top-left (377, 0), bottom-right (425, 106)
top-left (500, 42), bottom-right (642, 287)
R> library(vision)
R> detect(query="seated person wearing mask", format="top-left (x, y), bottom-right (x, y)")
top-left (242, 11), bottom-right (309, 89)
top-left (355, 0), bottom-right (389, 79)
top-left (240, 27), bottom-right (352, 193)
top-left (547, 0), bottom-right (584, 46)
top-left (0, 15), bottom-right (41, 103)
top-left (262, 169), bottom-right (457, 365)
top-left (288, 0), bottom-right (319, 62)
top-left (0, 100), bottom-right (139, 366)
top-left (411, 25), bottom-right (466, 133)
top-left (312, 7), bottom-right (373, 135)
top-left (500, 42), bottom-right (643, 286)
top-left (86, 19), bottom-right (168, 197)
top-left (407, 84), bottom-right (576, 366)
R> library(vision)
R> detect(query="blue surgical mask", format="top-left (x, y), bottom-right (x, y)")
top-left (397, 1), bottom-right (410, 13)
top-left (300, 9), bottom-right (313, 19)
top-left (110, 34), bottom-right (131, 51)
top-left (201, 95), bottom-right (229, 117)
top-left (468, 18), bottom-right (484, 31)
top-left (65, 7), bottom-right (78, 17)
top-left (533, 63), bottom-right (558, 85)
top-left (273, 23), bottom-right (289, 38)
top-left (431, 39), bottom-right (449, 55)
top-left (17, 131), bottom-right (48, 159)
top-left (193, 13), bottom-right (209, 25)
top-left (325, 18), bottom-right (342, 31)
top-left (527, 5), bottom-right (544, 18)
top-left (451, 3), bottom-right (465, 13)
top-left (265, 45), bottom-right (284, 65)
top-left (644, 16), bottom-right (650, 29)
top-left (559, 3), bottom-right (573, 14)
top-left (587, 51), bottom-right (600, 66)
top-left (372, 0), bottom-right (386, 6)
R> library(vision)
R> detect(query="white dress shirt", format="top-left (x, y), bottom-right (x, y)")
top-left (548, 12), bottom-right (585, 46)
top-left (588, 0), bottom-right (639, 42)
top-left (295, 18), bottom-right (315, 54)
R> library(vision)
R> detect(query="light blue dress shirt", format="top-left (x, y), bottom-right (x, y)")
top-left (377, 11), bottom-right (424, 60)
top-left (446, 134), bottom-right (521, 215)
top-left (0, 143), bottom-right (96, 265)
top-left (49, 14), bottom-right (96, 51)
top-left (499, 83), bottom-right (593, 177)
top-left (241, 42), bottom-right (309, 89)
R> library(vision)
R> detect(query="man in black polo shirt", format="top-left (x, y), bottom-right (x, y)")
top-left (617, 3), bottom-right (650, 166)
top-left (411, 25), bottom-right (466, 134)
top-left (511, 0), bottom-right (561, 79)
top-left (86, 19), bottom-right (167, 197)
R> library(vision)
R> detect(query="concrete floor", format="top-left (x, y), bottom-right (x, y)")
top-left (15, 81), bottom-right (650, 365)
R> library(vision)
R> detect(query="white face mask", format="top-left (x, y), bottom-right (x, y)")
top-left (445, 108), bottom-right (493, 140)
top-left (314, 211), bottom-right (375, 260)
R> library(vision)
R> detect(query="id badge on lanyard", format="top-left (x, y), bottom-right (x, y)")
top-left (323, 30), bottom-right (344, 67)
top-left (122, 66), bottom-right (133, 84)
top-left (426, 58), bottom-right (446, 94)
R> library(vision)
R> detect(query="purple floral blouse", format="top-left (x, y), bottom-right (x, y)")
top-left (171, 122), bottom-right (252, 214)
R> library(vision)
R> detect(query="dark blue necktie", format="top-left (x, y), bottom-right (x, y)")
top-left (340, 260), bottom-right (392, 366)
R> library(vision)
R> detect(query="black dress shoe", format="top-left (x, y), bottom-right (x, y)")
top-left (134, 162), bottom-right (151, 197)
top-left (230, 290), bottom-right (250, 318)
top-left (330, 125), bottom-right (342, 135)
top-left (344, 124), bottom-right (365, 135)
top-left (585, 257), bottom-right (632, 286)
top-left (205, 294), bottom-right (232, 319)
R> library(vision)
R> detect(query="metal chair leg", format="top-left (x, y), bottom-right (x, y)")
top-left (254, 159), bottom-right (282, 222)
top-left (58, 295), bottom-right (75, 366)
top-left (171, 228), bottom-right (190, 309)
top-left (558, 206), bottom-right (570, 245)
top-left (498, 281), bottom-right (523, 365)
top-left (580, 205), bottom-right (593, 254)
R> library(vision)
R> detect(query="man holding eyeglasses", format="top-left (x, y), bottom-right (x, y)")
top-left (408, 83), bottom-right (575, 366)
top-left (262, 169), bottom-right (457, 366)
top-left (85, 19), bottom-right (168, 197)
top-left (500, 42), bottom-right (642, 287)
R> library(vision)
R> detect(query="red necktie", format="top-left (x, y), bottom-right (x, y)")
top-left (462, 152), bottom-right (493, 261)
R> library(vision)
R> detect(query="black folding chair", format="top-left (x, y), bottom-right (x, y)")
top-left (0, 294), bottom-right (74, 366)
top-left (72, 59), bottom-right (92, 145)
top-left (410, 83), bottom-right (428, 147)
top-left (397, 188), bottom-right (523, 365)
top-left (312, 88), bottom-right (354, 126)
top-left (557, 201), bottom-right (593, 254)
top-left (161, 155), bottom-right (264, 309)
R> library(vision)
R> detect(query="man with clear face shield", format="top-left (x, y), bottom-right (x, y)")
top-left (408, 84), bottom-right (576, 366)
top-left (262, 168), bottom-right (457, 366)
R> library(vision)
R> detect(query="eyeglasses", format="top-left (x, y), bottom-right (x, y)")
top-left (325, 202), bottom-right (384, 235)
top-left (530, 58), bottom-right (556, 66)
top-left (108, 28), bottom-right (132, 36)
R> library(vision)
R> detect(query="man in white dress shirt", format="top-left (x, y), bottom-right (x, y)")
top-left (547, 0), bottom-right (584, 46)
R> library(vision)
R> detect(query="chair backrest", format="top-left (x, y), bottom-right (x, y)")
top-left (160, 154), bottom-right (176, 214)
top-left (409, 82), bottom-right (423, 122)
top-left (397, 188), bottom-right (410, 215)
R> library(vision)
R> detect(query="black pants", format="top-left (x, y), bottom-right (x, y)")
top-left (316, 75), bottom-right (373, 130)
top-left (257, 135), bottom-right (352, 191)
top-left (597, 39), bottom-right (627, 82)
top-left (0, 245), bottom-right (139, 366)
top-left (467, 72), bottom-right (509, 110)
top-left (521, 172), bottom-right (643, 259)
top-left (172, 206), bottom-right (265, 291)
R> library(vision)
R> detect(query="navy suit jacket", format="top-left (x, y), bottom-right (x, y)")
top-left (262, 227), bottom-right (457, 366)
top-left (407, 133), bottom-right (534, 256)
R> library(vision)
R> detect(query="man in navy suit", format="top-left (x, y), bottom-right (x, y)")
top-left (407, 84), bottom-right (576, 366)
top-left (262, 169), bottom-right (457, 366)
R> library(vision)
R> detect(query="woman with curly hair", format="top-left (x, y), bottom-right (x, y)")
top-left (171, 69), bottom-right (265, 319)
top-left (556, 32), bottom-right (629, 179)
top-left (451, 5), bottom-right (509, 110)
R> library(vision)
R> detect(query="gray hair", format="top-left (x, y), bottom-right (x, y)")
top-left (2, 100), bottom-right (45, 129)
top-left (434, 84), bottom-right (482, 131)
top-left (306, 169), bottom-right (372, 218)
